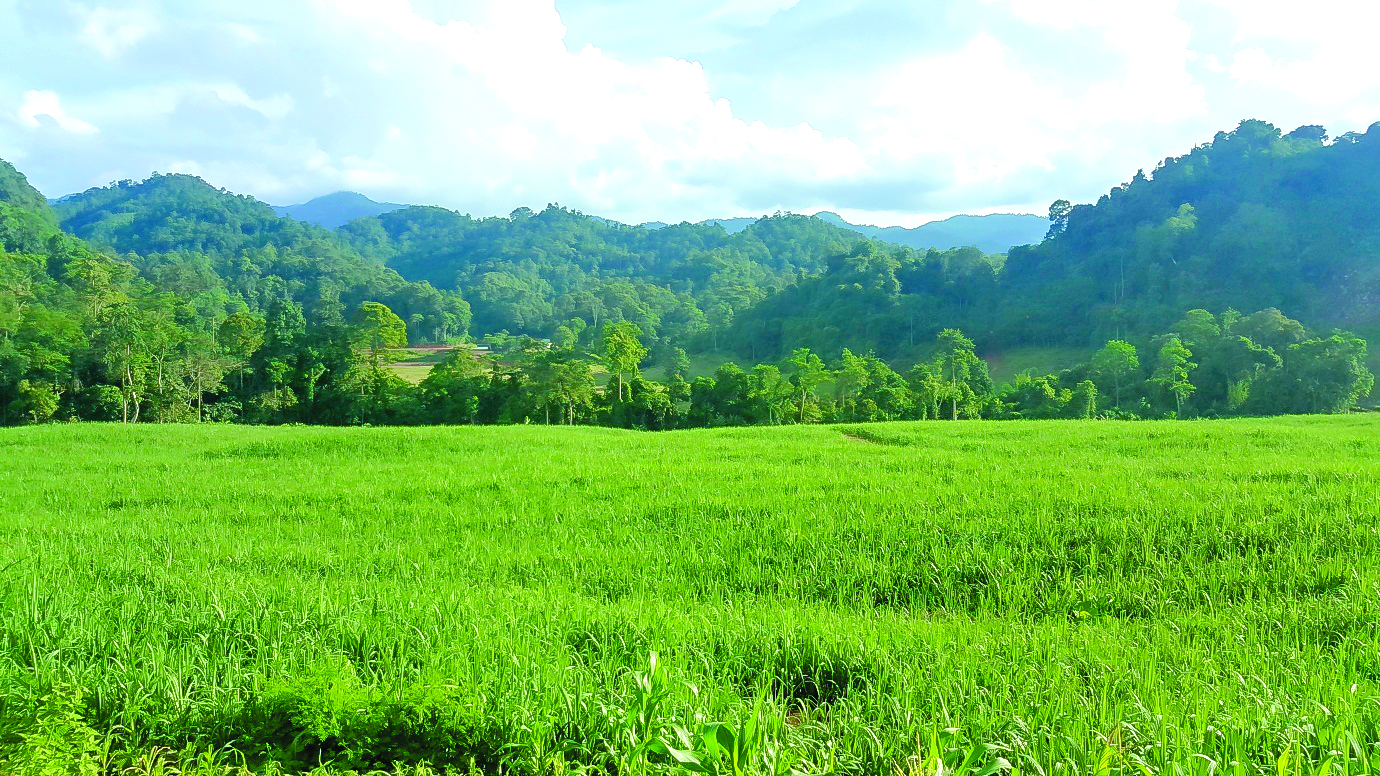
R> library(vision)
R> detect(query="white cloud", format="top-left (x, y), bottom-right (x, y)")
top-left (0, 0), bottom-right (1378, 223)
top-left (72, 4), bottom-right (158, 59)
top-left (17, 90), bottom-right (99, 134)
top-left (302, 0), bottom-right (868, 220)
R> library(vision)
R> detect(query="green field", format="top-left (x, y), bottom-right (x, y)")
top-left (2, 418), bottom-right (1379, 775)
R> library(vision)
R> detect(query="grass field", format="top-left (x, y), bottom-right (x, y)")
top-left (2, 418), bottom-right (1379, 775)
top-left (388, 348), bottom-right (463, 385)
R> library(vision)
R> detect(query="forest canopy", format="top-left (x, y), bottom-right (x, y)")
top-left (1, 119), bottom-right (1377, 427)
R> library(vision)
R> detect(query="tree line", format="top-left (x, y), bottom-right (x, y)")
top-left (3, 229), bottom-right (1370, 427)
top-left (37, 120), bottom-right (1380, 372)
top-left (411, 306), bottom-right (1371, 429)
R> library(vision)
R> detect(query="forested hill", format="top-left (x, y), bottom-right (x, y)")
top-left (1003, 120), bottom-right (1380, 345)
top-left (723, 120), bottom-right (1380, 362)
top-left (0, 160), bottom-right (56, 218)
top-left (641, 212), bottom-right (1047, 254)
top-left (339, 205), bottom-right (867, 343)
top-left (55, 174), bottom-right (359, 259)
top-left (29, 118), bottom-right (1380, 369)
top-left (49, 174), bottom-right (470, 342)
top-left (49, 172), bottom-right (914, 349)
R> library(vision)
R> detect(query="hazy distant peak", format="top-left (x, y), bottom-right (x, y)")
top-left (642, 210), bottom-right (1047, 252)
top-left (274, 191), bottom-right (407, 230)
top-left (808, 211), bottom-right (1047, 253)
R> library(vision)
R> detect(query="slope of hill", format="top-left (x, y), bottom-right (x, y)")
top-left (1001, 120), bottom-right (1380, 344)
top-left (274, 191), bottom-right (406, 229)
top-left (0, 160), bottom-right (55, 218)
top-left (50, 174), bottom-right (470, 342)
top-left (340, 205), bottom-right (869, 342)
top-left (33, 119), bottom-right (1380, 372)
top-left (720, 120), bottom-right (1380, 362)
top-left (55, 174), bottom-right (345, 258)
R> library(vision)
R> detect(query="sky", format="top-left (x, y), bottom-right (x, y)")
top-left (1, 0), bottom-right (1378, 227)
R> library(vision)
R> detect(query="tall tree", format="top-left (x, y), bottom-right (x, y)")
top-left (1092, 340), bottom-right (1140, 410)
top-left (933, 329), bottom-right (988, 420)
top-left (601, 321), bottom-right (648, 403)
top-left (1149, 337), bottom-right (1196, 416)
top-left (787, 347), bottom-right (830, 423)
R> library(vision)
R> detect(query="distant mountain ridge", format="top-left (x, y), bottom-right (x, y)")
top-left (813, 212), bottom-right (1047, 254)
top-left (274, 192), bottom-right (407, 230)
top-left (640, 212), bottom-right (1047, 254)
top-left (270, 189), bottom-right (1044, 253)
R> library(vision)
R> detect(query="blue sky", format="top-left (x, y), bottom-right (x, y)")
top-left (1, 0), bottom-right (1377, 226)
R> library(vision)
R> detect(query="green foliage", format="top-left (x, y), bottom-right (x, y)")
top-left (2, 135), bottom-right (1379, 429)
top-left (722, 122), bottom-right (1380, 363)
top-left (239, 661), bottom-right (502, 772)
top-left (340, 206), bottom-right (858, 347)
top-left (1091, 339), bottom-right (1140, 409)
top-left (0, 160), bottom-right (56, 220)
top-left (351, 302), bottom-right (408, 354)
top-left (52, 174), bottom-right (470, 344)
top-left (1005, 120), bottom-right (1380, 344)
top-left (601, 321), bottom-right (649, 403)
top-left (2, 685), bottom-right (105, 776)
top-left (1149, 337), bottom-right (1196, 416)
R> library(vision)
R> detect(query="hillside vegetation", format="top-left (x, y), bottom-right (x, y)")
top-left (727, 121), bottom-right (1380, 361)
top-left (3, 121), bottom-right (1378, 426)
top-left (1, 418), bottom-right (1378, 774)
top-left (38, 120), bottom-right (1380, 370)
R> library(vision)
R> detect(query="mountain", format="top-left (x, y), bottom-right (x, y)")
top-left (638, 217), bottom-right (759, 233)
top-left (51, 174), bottom-right (470, 342)
top-left (640, 212), bottom-right (1047, 252)
top-left (274, 191), bottom-right (407, 230)
top-left (56, 174), bottom-right (349, 258)
top-left (0, 159), bottom-right (55, 220)
top-left (33, 118), bottom-right (1380, 371)
top-left (1000, 120), bottom-right (1380, 344)
top-left (340, 206), bottom-right (866, 342)
top-left (813, 212), bottom-right (1047, 254)
top-left (719, 120), bottom-right (1380, 363)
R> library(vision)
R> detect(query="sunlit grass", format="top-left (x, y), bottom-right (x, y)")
top-left (1, 417), bottom-right (1378, 774)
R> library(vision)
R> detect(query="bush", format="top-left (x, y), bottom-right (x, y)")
top-left (236, 662), bottom-right (506, 772)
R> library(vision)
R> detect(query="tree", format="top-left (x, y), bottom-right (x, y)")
top-left (1092, 340), bottom-right (1140, 409)
top-left (906, 362), bottom-right (943, 420)
top-left (1149, 337), bottom-right (1196, 416)
top-left (998, 372), bottom-right (1069, 419)
top-left (10, 379), bottom-right (58, 424)
top-left (834, 348), bottom-right (870, 414)
top-left (218, 311), bottom-right (264, 391)
top-left (348, 301), bottom-right (409, 416)
top-left (351, 301), bottom-right (408, 366)
top-left (1071, 380), bottom-right (1098, 419)
top-left (601, 321), bottom-right (648, 403)
top-left (933, 329), bottom-right (989, 420)
top-left (527, 352), bottom-right (596, 425)
top-left (667, 347), bottom-right (692, 380)
top-left (94, 302), bottom-right (150, 423)
top-left (747, 364), bottom-right (794, 425)
top-left (1047, 199), bottom-right (1072, 239)
top-left (787, 348), bottom-right (830, 423)
top-left (419, 350), bottom-right (487, 424)
top-left (1279, 333), bottom-right (1375, 414)
top-left (182, 333), bottom-right (230, 422)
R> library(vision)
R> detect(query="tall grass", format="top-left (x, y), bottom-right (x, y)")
top-left (1, 417), bottom-right (1378, 774)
